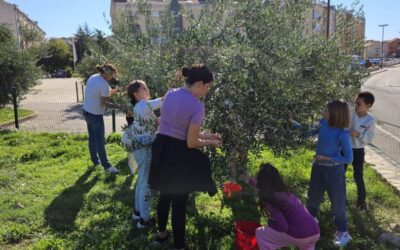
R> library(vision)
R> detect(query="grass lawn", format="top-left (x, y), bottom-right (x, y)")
top-left (0, 131), bottom-right (399, 249)
top-left (0, 108), bottom-right (34, 125)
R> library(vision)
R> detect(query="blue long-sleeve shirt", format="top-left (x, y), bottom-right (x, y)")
top-left (314, 119), bottom-right (353, 164)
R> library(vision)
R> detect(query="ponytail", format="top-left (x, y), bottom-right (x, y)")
top-left (181, 64), bottom-right (214, 86)
top-left (95, 63), bottom-right (118, 76)
top-left (127, 80), bottom-right (145, 108)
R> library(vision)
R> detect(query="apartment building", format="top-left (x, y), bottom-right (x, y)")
top-left (0, 0), bottom-right (45, 48)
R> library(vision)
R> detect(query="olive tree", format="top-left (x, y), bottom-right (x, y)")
top-left (79, 0), bottom-right (364, 180)
top-left (0, 25), bottom-right (41, 107)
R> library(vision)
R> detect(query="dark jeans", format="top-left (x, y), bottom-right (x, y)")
top-left (157, 193), bottom-right (189, 249)
top-left (345, 148), bottom-right (366, 204)
top-left (307, 161), bottom-right (348, 232)
top-left (82, 109), bottom-right (111, 170)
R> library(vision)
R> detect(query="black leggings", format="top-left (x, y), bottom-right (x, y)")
top-left (344, 148), bottom-right (366, 203)
top-left (157, 193), bottom-right (189, 249)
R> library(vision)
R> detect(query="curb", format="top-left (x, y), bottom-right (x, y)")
top-left (369, 69), bottom-right (388, 76)
top-left (365, 145), bottom-right (400, 195)
top-left (0, 112), bottom-right (38, 128)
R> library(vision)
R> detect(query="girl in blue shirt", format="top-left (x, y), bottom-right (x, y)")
top-left (305, 100), bottom-right (353, 248)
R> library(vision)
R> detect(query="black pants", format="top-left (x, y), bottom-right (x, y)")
top-left (345, 148), bottom-right (366, 203)
top-left (157, 193), bottom-right (189, 249)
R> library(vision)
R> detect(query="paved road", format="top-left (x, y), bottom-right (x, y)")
top-left (362, 65), bottom-right (400, 164)
top-left (17, 78), bottom-right (126, 134)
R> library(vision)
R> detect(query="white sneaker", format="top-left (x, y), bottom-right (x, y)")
top-left (333, 231), bottom-right (352, 247)
top-left (106, 166), bottom-right (119, 173)
top-left (131, 211), bottom-right (141, 220)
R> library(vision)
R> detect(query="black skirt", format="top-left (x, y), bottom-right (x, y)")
top-left (148, 134), bottom-right (217, 196)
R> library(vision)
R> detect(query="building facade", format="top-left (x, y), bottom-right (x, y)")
top-left (387, 38), bottom-right (400, 58)
top-left (364, 40), bottom-right (388, 59)
top-left (0, 0), bottom-right (45, 49)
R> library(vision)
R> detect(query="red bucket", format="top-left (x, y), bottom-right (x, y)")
top-left (234, 221), bottom-right (261, 250)
top-left (223, 182), bottom-right (242, 198)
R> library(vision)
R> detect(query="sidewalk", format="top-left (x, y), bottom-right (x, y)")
top-left (365, 145), bottom-right (400, 193)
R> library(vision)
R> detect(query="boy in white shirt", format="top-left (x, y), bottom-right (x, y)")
top-left (347, 91), bottom-right (376, 210)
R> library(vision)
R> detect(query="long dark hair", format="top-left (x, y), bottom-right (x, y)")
top-left (256, 163), bottom-right (290, 208)
top-left (181, 64), bottom-right (214, 86)
top-left (127, 80), bottom-right (145, 107)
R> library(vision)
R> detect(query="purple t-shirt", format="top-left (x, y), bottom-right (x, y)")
top-left (159, 88), bottom-right (205, 140)
top-left (264, 192), bottom-right (320, 238)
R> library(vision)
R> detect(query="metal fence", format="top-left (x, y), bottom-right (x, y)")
top-left (362, 83), bottom-right (400, 166)
top-left (0, 83), bottom-right (128, 134)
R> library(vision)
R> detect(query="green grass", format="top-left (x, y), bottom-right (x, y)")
top-left (0, 131), bottom-right (399, 249)
top-left (0, 108), bottom-right (34, 124)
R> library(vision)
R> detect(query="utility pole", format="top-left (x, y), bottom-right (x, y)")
top-left (379, 24), bottom-right (389, 69)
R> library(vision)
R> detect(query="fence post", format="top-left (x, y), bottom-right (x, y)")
top-left (75, 81), bottom-right (79, 102)
top-left (112, 110), bottom-right (116, 132)
top-left (81, 84), bottom-right (85, 101)
top-left (11, 87), bottom-right (19, 129)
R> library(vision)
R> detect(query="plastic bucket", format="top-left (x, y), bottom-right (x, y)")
top-left (223, 182), bottom-right (242, 199)
top-left (234, 221), bottom-right (261, 250)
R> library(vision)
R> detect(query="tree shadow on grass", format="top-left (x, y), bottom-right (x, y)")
top-left (44, 167), bottom-right (98, 232)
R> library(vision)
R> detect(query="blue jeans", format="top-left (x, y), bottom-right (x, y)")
top-left (133, 148), bottom-right (152, 221)
top-left (83, 110), bottom-right (112, 170)
top-left (307, 161), bottom-right (348, 232)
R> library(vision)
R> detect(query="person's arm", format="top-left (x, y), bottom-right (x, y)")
top-left (100, 83), bottom-right (111, 106)
top-left (358, 118), bottom-right (376, 145)
top-left (289, 118), bottom-right (320, 137)
top-left (148, 98), bottom-right (163, 111)
top-left (187, 124), bottom-right (222, 148)
top-left (187, 105), bottom-right (222, 148)
top-left (264, 203), bottom-right (289, 232)
top-left (330, 130), bottom-right (353, 164)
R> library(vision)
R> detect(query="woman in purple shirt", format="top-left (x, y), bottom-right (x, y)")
top-left (256, 163), bottom-right (320, 250)
top-left (148, 64), bottom-right (222, 250)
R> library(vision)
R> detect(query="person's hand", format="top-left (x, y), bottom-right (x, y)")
top-left (210, 133), bottom-right (222, 141)
top-left (314, 155), bottom-right (331, 161)
top-left (110, 88), bottom-right (118, 96)
top-left (209, 139), bottom-right (222, 148)
top-left (350, 129), bottom-right (360, 138)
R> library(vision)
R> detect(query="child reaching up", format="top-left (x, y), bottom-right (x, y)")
top-left (255, 163), bottom-right (320, 250)
top-left (124, 80), bottom-right (163, 229)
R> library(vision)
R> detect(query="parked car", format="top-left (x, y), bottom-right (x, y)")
top-left (52, 70), bottom-right (67, 78)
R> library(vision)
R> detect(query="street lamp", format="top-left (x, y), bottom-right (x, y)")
top-left (379, 24), bottom-right (388, 69)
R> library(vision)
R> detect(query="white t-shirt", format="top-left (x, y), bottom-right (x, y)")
top-left (82, 74), bottom-right (110, 115)
top-left (350, 110), bottom-right (376, 149)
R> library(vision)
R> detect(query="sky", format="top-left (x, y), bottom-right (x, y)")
top-left (4, 0), bottom-right (400, 41)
